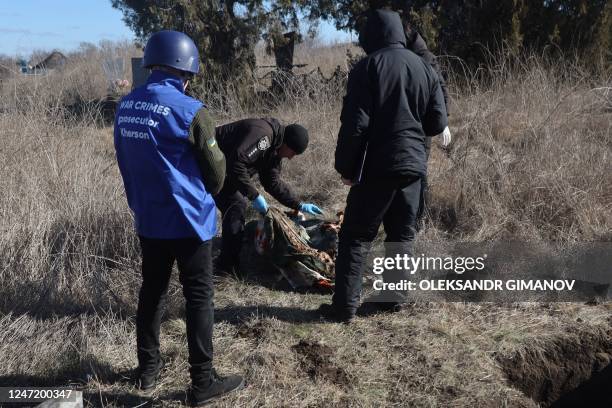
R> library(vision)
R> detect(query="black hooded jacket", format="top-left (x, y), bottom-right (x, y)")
top-left (406, 30), bottom-right (450, 113)
top-left (215, 118), bottom-right (300, 209)
top-left (335, 9), bottom-right (448, 181)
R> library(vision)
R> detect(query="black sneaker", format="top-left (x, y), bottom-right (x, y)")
top-left (136, 358), bottom-right (164, 391)
top-left (188, 369), bottom-right (245, 406)
top-left (317, 303), bottom-right (355, 324)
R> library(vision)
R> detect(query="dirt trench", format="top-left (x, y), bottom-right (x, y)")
top-left (498, 326), bottom-right (612, 407)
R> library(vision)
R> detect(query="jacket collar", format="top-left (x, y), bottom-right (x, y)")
top-left (261, 117), bottom-right (285, 150)
top-left (147, 70), bottom-right (185, 93)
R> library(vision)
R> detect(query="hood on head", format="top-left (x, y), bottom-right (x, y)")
top-left (359, 9), bottom-right (407, 54)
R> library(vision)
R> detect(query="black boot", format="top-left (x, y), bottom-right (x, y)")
top-left (357, 300), bottom-right (403, 316)
top-left (317, 303), bottom-right (355, 324)
top-left (213, 257), bottom-right (240, 277)
top-left (357, 291), bottom-right (409, 316)
top-left (136, 358), bottom-right (164, 391)
top-left (188, 369), bottom-right (245, 406)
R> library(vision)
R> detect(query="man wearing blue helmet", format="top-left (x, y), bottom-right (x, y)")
top-left (114, 30), bottom-right (244, 405)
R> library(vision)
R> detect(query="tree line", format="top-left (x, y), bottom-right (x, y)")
top-left (111, 0), bottom-right (611, 82)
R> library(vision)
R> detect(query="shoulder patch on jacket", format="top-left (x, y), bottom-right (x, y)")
top-left (246, 136), bottom-right (270, 159)
top-left (258, 136), bottom-right (270, 151)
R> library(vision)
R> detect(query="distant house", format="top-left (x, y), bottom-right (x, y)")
top-left (28, 51), bottom-right (67, 73)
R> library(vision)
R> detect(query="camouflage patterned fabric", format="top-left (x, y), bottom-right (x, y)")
top-left (253, 207), bottom-right (341, 290)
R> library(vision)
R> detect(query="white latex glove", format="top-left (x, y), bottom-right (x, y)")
top-left (439, 126), bottom-right (451, 147)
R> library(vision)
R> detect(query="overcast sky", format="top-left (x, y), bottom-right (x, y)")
top-left (0, 0), bottom-right (353, 57)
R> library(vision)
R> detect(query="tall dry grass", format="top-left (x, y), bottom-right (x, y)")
top-left (1, 43), bottom-right (610, 315)
top-left (0, 42), bottom-right (610, 406)
top-left (0, 41), bottom-right (138, 114)
top-left (426, 54), bottom-right (612, 241)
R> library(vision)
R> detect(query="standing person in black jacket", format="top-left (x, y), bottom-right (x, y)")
top-left (405, 23), bottom-right (452, 223)
top-left (318, 9), bottom-right (448, 323)
top-left (214, 118), bottom-right (324, 275)
top-left (405, 26), bottom-right (450, 113)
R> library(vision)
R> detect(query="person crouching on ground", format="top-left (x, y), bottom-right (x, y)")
top-left (213, 118), bottom-right (324, 275)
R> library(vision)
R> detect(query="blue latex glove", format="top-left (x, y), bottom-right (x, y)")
top-left (299, 203), bottom-right (324, 215)
top-left (252, 194), bottom-right (269, 215)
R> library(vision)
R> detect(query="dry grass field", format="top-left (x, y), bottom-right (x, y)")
top-left (0, 41), bottom-right (611, 407)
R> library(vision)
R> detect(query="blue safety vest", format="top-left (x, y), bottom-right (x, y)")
top-left (114, 70), bottom-right (216, 241)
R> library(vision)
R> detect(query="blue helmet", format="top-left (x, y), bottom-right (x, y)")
top-left (143, 30), bottom-right (200, 74)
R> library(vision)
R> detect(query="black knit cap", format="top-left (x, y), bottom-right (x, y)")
top-left (284, 124), bottom-right (309, 154)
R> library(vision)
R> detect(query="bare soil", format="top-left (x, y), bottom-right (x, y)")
top-left (292, 340), bottom-right (352, 388)
top-left (499, 325), bottom-right (612, 407)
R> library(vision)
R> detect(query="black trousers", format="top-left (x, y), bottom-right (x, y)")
top-left (137, 236), bottom-right (214, 385)
top-left (213, 184), bottom-right (247, 270)
top-left (332, 176), bottom-right (421, 314)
